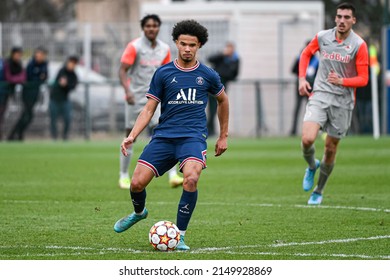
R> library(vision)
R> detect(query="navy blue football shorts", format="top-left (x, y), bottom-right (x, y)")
top-left (138, 137), bottom-right (207, 177)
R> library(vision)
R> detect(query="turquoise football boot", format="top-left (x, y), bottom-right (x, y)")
top-left (176, 235), bottom-right (190, 251)
top-left (303, 159), bottom-right (320, 192)
top-left (114, 208), bottom-right (148, 233)
top-left (308, 192), bottom-right (323, 205)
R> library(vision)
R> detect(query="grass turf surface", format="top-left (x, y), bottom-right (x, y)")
top-left (0, 137), bottom-right (389, 260)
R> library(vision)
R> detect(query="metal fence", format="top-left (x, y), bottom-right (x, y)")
top-left (1, 78), bottom-right (300, 140)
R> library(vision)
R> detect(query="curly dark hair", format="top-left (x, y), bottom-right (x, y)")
top-left (140, 14), bottom-right (161, 28)
top-left (171, 20), bottom-right (208, 48)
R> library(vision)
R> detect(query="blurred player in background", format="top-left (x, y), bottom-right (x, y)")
top-left (118, 14), bottom-right (183, 190)
top-left (114, 19), bottom-right (229, 250)
top-left (299, 2), bottom-right (368, 205)
top-left (8, 47), bottom-right (48, 141)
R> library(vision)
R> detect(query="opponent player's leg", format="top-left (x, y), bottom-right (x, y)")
top-left (119, 128), bottom-right (133, 189)
top-left (119, 104), bottom-right (135, 189)
top-left (301, 121), bottom-right (321, 191)
top-left (168, 166), bottom-right (183, 188)
top-left (114, 164), bottom-right (154, 233)
top-left (301, 101), bottom-right (327, 191)
top-left (176, 161), bottom-right (202, 251)
top-left (308, 135), bottom-right (338, 205)
top-left (308, 106), bottom-right (349, 205)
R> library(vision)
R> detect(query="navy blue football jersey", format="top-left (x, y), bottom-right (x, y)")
top-left (146, 59), bottom-right (224, 141)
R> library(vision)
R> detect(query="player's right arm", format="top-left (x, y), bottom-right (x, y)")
top-left (119, 42), bottom-right (137, 105)
top-left (119, 63), bottom-right (134, 105)
top-left (121, 98), bottom-right (159, 156)
top-left (299, 35), bottom-right (320, 96)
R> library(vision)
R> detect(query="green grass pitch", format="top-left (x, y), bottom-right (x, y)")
top-left (0, 137), bottom-right (389, 260)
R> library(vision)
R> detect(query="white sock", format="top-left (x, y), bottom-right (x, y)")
top-left (135, 208), bottom-right (145, 216)
top-left (179, 230), bottom-right (186, 236)
top-left (168, 166), bottom-right (178, 179)
top-left (120, 172), bottom-right (129, 179)
top-left (119, 146), bottom-right (133, 179)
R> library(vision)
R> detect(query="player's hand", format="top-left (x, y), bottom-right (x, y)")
top-left (121, 136), bottom-right (135, 156)
top-left (125, 90), bottom-right (135, 105)
top-left (327, 70), bottom-right (343, 86)
top-left (298, 77), bottom-right (312, 96)
top-left (215, 137), bottom-right (228, 157)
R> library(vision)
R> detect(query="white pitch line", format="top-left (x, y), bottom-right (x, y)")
top-left (0, 245), bottom-right (147, 254)
top-left (293, 204), bottom-right (390, 213)
top-left (221, 251), bottom-right (390, 260)
top-left (270, 235), bottom-right (390, 248)
top-left (3, 235), bottom-right (389, 254)
top-left (2, 200), bottom-right (389, 213)
top-left (192, 235), bottom-right (390, 252)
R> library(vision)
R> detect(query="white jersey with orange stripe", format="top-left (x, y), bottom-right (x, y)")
top-left (312, 28), bottom-right (366, 110)
top-left (121, 36), bottom-right (171, 105)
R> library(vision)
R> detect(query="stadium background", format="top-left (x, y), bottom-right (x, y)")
top-left (0, 0), bottom-right (386, 139)
top-left (0, 0), bottom-right (389, 262)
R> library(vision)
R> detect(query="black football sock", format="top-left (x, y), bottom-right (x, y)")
top-left (176, 190), bottom-right (198, 232)
top-left (130, 189), bottom-right (146, 214)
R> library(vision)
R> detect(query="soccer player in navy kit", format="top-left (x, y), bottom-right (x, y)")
top-left (114, 20), bottom-right (229, 250)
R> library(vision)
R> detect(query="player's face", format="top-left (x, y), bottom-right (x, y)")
top-left (335, 9), bottom-right (356, 35)
top-left (143, 19), bottom-right (160, 41)
top-left (175, 35), bottom-right (200, 63)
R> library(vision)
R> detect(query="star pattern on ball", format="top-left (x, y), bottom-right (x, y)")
top-left (160, 234), bottom-right (170, 245)
top-left (150, 226), bottom-right (157, 234)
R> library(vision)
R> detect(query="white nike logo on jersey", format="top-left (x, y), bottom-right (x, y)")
top-left (171, 77), bottom-right (178, 83)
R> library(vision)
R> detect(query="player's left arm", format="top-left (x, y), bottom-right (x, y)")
top-left (328, 42), bottom-right (369, 88)
top-left (215, 90), bottom-right (229, 157)
top-left (121, 99), bottom-right (159, 156)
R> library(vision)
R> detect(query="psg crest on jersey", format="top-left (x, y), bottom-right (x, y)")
top-left (196, 76), bottom-right (204, 85)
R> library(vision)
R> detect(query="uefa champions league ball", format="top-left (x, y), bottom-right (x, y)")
top-left (149, 221), bottom-right (180, 251)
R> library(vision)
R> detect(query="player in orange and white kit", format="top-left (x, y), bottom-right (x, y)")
top-left (299, 2), bottom-right (369, 204)
top-left (118, 14), bottom-right (183, 189)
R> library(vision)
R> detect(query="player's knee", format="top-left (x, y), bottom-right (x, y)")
top-left (130, 177), bottom-right (146, 192)
top-left (301, 135), bottom-right (315, 147)
top-left (183, 175), bottom-right (198, 192)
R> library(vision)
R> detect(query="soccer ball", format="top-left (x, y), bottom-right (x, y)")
top-left (149, 221), bottom-right (180, 251)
